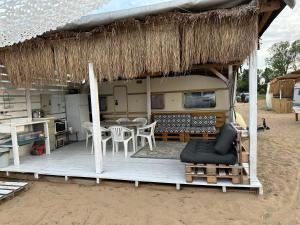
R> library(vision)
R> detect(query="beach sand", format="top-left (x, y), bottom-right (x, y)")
top-left (0, 100), bottom-right (300, 225)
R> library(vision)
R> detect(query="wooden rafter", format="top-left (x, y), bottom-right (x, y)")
top-left (259, 0), bottom-right (281, 12)
top-left (207, 67), bottom-right (229, 86)
top-left (258, 11), bottom-right (273, 33)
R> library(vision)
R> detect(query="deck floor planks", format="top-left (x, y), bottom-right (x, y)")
top-left (0, 142), bottom-right (261, 190)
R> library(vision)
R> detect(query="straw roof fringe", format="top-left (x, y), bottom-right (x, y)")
top-left (269, 70), bottom-right (300, 97)
top-left (269, 80), bottom-right (296, 98)
top-left (0, 1), bottom-right (258, 87)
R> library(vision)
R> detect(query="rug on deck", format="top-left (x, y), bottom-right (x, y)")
top-left (131, 141), bottom-right (187, 160)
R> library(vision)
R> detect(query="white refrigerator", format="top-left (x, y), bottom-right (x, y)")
top-left (65, 94), bottom-right (90, 141)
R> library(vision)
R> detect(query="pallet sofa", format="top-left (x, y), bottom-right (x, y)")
top-left (180, 123), bottom-right (250, 184)
top-left (152, 111), bottom-right (226, 142)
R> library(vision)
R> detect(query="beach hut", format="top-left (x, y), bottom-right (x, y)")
top-left (0, 0), bottom-right (296, 194)
top-left (268, 70), bottom-right (300, 113)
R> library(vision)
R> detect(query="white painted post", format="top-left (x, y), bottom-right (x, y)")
top-left (43, 121), bottom-right (50, 154)
top-left (88, 63), bottom-right (103, 174)
top-left (11, 125), bottom-right (20, 166)
top-left (146, 76), bottom-right (151, 122)
top-left (228, 65), bottom-right (234, 122)
top-left (232, 71), bottom-right (238, 123)
top-left (279, 82), bottom-right (282, 99)
top-left (249, 44), bottom-right (258, 183)
top-left (25, 89), bottom-right (32, 120)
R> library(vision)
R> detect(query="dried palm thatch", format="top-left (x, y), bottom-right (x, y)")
top-left (270, 80), bottom-right (296, 98)
top-left (181, 2), bottom-right (258, 70)
top-left (0, 1), bottom-right (258, 87)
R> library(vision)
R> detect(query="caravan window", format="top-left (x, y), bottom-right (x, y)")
top-left (184, 91), bottom-right (216, 108)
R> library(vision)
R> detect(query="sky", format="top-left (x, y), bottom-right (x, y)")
top-left (93, 0), bottom-right (300, 69)
top-left (257, 1), bottom-right (300, 69)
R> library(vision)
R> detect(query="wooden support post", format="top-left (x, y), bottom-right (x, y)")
top-left (146, 76), bottom-right (151, 122)
top-left (176, 183), bottom-right (181, 190)
top-left (88, 63), bottom-right (103, 174)
top-left (232, 71), bottom-right (238, 122)
top-left (279, 82), bottom-right (282, 99)
top-left (259, 187), bottom-right (264, 195)
top-left (208, 67), bottom-right (229, 86)
top-left (228, 65), bottom-right (234, 122)
top-left (249, 42), bottom-right (258, 183)
top-left (222, 186), bottom-right (227, 193)
top-left (43, 122), bottom-right (50, 155)
top-left (135, 181), bottom-right (139, 187)
top-left (25, 89), bottom-right (32, 120)
top-left (34, 173), bottom-right (39, 179)
top-left (11, 125), bottom-right (19, 166)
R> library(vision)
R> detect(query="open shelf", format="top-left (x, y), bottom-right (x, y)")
top-left (0, 136), bottom-right (47, 148)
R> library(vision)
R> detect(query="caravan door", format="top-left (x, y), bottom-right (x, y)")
top-left (113, 86), bottom-right (128, 113)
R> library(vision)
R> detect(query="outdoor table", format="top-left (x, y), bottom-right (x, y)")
top-left (100, 121), bottom-right (144, 129)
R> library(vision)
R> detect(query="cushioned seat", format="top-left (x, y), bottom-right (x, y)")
top-left (180, 139), bottom-right (237, 165)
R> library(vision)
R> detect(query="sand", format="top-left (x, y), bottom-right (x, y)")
top-left (0, 100), bottom-right (300, 225)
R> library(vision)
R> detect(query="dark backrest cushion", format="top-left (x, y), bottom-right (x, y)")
top-left (214, 124), bottom-right (237, 155)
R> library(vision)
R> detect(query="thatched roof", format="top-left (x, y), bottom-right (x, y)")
top-left (0, 1), bottom-right (258, 87)
top-left (269, 70), bottom-right (300, 98)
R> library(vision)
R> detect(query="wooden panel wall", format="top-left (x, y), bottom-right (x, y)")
top-left (272, 98), bottom-right (293, 113)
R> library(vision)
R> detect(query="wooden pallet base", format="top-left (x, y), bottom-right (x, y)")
top-left (155, 133), bottom-right (185, 142)
top-left (185, 133), bottom-right (217, 141)
top-left (240, 145), bottom-right (249, 163)
top-left (185, 163), bottom-right (249, 185)
top-left (0, 181), bottom-right (29, 201)
top-left (155, 132), bottom-right (218, 142)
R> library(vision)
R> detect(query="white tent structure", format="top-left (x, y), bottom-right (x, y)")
top-left (266, 83), bottom-right (273, 110)
top-left (0, 0), bottom-right (108, 47)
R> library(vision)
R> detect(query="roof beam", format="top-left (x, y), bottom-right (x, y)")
top-left (258, 11), bottom-right (273, 33)
top-left (208, 67), bottom-right (229, 86)
top-left (259, 0), bottom-right (281, 12)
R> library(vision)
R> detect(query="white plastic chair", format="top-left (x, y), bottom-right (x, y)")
top-left (133, 118), bottom-right (147, 147)
top-left (82, 122), bottom-right (93, 150)
top-left (136, 121), bottom-right (157, 151)
top-left (116, 118), bottom-right (131, 123)
top-left (109, 126), bottom-right (136, 158)
top-left (132, 117), bottom-right (147, 126)
top-left (91, 127), bottom-right (112, 156)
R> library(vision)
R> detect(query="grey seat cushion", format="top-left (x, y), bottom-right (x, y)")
top-left (214, 124), bottom-right (237, 155)
top-left (180, 140), bottom-right (237, 165)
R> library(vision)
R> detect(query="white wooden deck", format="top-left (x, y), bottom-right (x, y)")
top-left (0, 142), bottom-right (262, 193)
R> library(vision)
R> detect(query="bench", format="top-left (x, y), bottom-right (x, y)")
top-left (152, 111), bottom-right (226, 142)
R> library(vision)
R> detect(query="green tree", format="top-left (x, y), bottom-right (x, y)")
top-left (237, 69), bottom-right (249, 93)
top-left (266, 40), bottom-right (300, 76)
top-left (237, 68), bottom-right (269, 95)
